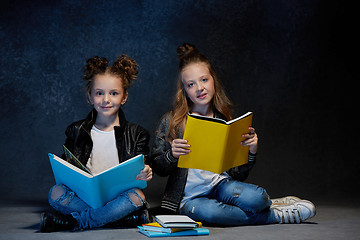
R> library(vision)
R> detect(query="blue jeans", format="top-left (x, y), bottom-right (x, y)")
top-left (179, 179), bottom-right (276, 226)
top-left (48, 184), bottom-right (145, 230)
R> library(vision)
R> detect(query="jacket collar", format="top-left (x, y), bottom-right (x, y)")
top-left (81, 108), bottom-right (127, 134)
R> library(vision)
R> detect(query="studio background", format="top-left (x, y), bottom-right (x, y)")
top-left (0, 0), bottom-right (358, 207)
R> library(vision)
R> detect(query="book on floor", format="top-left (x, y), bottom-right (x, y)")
top-left (155, 215), bottom-right (199, 229)
top-left (48, 148), bottom-right (147, 209)
top-left (178, 112), bottom-right (253, 173)
top-left (141, 221), bottom-right (203, 233)
top-left (137, 226), bottom-right (209, 238)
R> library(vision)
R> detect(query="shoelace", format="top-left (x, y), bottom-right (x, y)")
top-left (276, 207), bottom-right (301, 224)
top-left (51, 215), bottom-right (72, 230)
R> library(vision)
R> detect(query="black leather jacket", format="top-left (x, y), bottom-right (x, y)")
top-left (63, 108), bottom-right (150, 166)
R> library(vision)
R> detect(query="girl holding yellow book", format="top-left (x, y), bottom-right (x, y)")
top-left (150, 43), bottom-right (316, 226)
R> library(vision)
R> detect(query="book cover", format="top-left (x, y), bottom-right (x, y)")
top-left (178, 112), bottom-right (253, 173)
top-left (155, 215), bottom-right (199, 229)
top-left (142, 221), bottom-right (203, 233)
top-left (48, 153), bottom-right (147, 209)
top-left (137, 226), bottom-right (209, 238)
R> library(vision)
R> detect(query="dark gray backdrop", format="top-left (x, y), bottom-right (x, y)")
top-left (0, 0), bottom-right (358, 205)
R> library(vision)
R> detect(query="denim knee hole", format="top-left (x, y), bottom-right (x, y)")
top-left (49, 185), bottom-right (72, 206)
top-left (232, 186), bottom-right (244, 198)
top-left (127, 190), bottom-right (144, 208)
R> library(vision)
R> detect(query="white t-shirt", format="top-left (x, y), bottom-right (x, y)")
top-left (86, 125), bottom-right (119, 175)
top-left (180, 169), bottom-right (230, 207)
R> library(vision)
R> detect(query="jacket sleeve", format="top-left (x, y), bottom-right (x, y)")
top-left (61, 124), bottom-right (77, 159)
top-left (226, 152), bottom-right (256, 181)
top-left (150, 114), bottom-right (180, 177)
top-left (133, 125), bottom-right (151, 164)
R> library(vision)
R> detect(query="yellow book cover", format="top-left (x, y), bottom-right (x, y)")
top-left (178, 112), bottom-right (253, 173)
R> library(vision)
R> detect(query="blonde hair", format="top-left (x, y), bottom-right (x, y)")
top-left (166, 43), bottom-right (233, 142)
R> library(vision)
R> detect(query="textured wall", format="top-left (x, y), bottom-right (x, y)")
top-left (0, 0), bottom-right (358, 204)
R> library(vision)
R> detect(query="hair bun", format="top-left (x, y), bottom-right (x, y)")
top-left (83, 56), bottom-right (109, 80)
top-left (177, 43), bottom-right (197, 59)
top-left (112, 54), bottom-right (138, 85)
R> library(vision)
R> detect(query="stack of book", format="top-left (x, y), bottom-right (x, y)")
top-left (137, 215), bottom-right (209, 238)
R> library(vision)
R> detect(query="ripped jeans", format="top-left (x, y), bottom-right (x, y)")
top-left (179, 179), bottom-right (276, 226)
top-left (48, 184), bottom-right (146, 230)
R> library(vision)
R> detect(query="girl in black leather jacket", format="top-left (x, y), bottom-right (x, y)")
top-left (40, 55), bottom-right (152, 232)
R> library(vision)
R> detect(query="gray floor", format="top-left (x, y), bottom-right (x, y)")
top-left (1, 199), bottom-right (360, 240)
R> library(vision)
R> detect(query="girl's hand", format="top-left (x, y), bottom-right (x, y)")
top-left (171, 139), bottom-right (190, 158)
top-left (136, 164), bottom-right (153, 182)
top-left (241, 127), bottom-right (258, 154)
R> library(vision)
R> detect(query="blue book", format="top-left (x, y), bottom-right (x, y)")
top-left (137, 226), bottom-right (209, 238)
top-left (48, 152), bottom-right (147, 209)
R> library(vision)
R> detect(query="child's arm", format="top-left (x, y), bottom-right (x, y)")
top-left (136, 164), bottom-right (152, 181)
top-left (228, 127), bottom-right (258, 180)
top-left (171, 139), bottom-right (190, 158)
top-left (150, 115), bottom-right (180, 177)
top-left (241, 127), bottom-right (258, 154)
top-left (227, 152), bottom-right (256, 181)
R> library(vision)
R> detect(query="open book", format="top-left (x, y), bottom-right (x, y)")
top-left (178, 112), bottom-right (253, 173)
top-left (48, 147), bottom-right (147, 209)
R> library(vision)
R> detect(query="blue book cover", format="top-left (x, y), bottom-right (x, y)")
top-left (48, 153), bottom-right (147, 209)
top-left (137, 226), bottom-right (210, 237)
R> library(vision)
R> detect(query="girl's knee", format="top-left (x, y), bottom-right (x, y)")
top-left (128, 189), bottom-right (145, 207)
top-left (49, 184), bottom-right (70, 205)
top-left (250, 186), bottom-right (271, 209)
top-left (49, 185), bottom-right (65, 201)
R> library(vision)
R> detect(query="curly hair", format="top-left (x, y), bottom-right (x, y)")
top-left (83, 54), bottom-right (138, 99)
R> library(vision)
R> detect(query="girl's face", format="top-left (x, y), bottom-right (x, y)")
top-left (181, 62), bottom-right (215, 113)
top-left (89, 73), bottom-right (127, 119)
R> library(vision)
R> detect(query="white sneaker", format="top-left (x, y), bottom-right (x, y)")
top-left (271, 196), bottom-right (302, 206)
top-left (272, 200), bottom-right (316, 224)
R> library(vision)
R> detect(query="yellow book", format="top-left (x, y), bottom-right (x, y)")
top-left (178, 112), bottom-right (253, 174)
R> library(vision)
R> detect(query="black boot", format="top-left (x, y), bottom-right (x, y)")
top-left (40, 211), bottom-right (77, 232)
top-left (107, 209), bottom-right (151, 228)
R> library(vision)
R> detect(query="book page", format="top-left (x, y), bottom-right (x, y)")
top-left (52, 154), bottom-right (93, 178)
top-left (155, 215), bottom-right (198, 228)
top-left (226, 112), bottom-right (252, 125)
top-left (63, 145), bottom-right (92, 175)
top-left (155, 215), bottom-right (197, 224)
top-left (188, 113), bottom-right (227, 124)
top-left (94, 154), bottom-right (144, 176)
